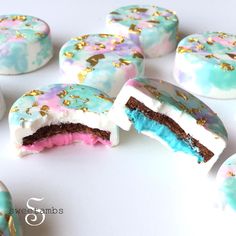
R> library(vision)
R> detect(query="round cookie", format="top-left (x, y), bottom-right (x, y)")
top-left (106, 5), bottom-right (178, 58)
top-left (109, 78), bottom-right (227, 171)
top-left (9, 84), bottom-right (119, 156)
top-left (0, 87), bottom-right (5, 120)
top-left (59, 34), bottom-right (144, 96)
top-left (0, 14), bottom-right (53, 74)
top-left (216, 153), bottom-right (236, 212)
top-left (0, 181), bottom-right (22, 236)
top-left (174, 32), bottom-right (236, 99)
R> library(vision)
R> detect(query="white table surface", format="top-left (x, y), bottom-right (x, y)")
top-left (1, 0), bottom-right (236, 235)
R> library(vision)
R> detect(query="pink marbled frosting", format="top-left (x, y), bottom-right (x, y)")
top-left (21, 132), bottom-right (111, 154)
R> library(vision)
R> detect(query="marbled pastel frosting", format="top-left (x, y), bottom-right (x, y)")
top-left (106, 5), bottom-right (178, 58)
top-left (9, 84), bottom-right (119, 156)
top-left (0, 181), bottom-right (21, 236)
top-left (59, 34), bottom-right (144, 96)
top-left (0, 14), bottom-right (53, 74)
top-left (109, 78), bottom-right (227, 170)
top-left (174, 32), bottom-right (236, 99)
top-left (0, 87), bottom-right (6, 120)
top-left (217, 153), bottom-right (236, 212)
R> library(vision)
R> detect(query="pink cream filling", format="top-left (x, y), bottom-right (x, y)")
top-left (21, 132), bottom-right (111, 153)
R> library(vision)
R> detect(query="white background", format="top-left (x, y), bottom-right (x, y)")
top-left (1, 0), bottom-right (236, 235)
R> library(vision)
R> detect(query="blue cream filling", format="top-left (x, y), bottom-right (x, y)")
top-left (126, 108), bottom-right (204, 163)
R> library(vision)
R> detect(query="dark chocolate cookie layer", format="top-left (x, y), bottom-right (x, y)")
top-left (23, 123), bottom-right (111, 146)
top-left (126, 97), bottom-right (214, 163)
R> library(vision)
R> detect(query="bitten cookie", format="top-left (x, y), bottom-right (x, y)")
top-left (0, 181), bottom-right (22, 236)
top-left (0, 87), bottom-right (6, 120)
top-left (59, 34), bottom-right (144, 96)
top-left (216, 153), bottom-right (236, 213)
top-left (174, 32), bottom-right (236, 99)
top-left (9, 84), bottom-right (119, 156)
top-left (109, 78), bottom-right (227, 170)
top-left (0, 14), bottom-right (53, 74)
top-left (106, 5), bottom-right (178, 58)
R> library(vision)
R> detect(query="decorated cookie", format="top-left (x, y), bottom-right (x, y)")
top-left (174, 32), bottom-right (236, 99)
top-left (0, 181), bottom-right (22, 236)
top-left (106, 5), bottom-right (178, 58)
top-left (59, 34), bottom-right (144, 97)
top-left (216, 153), bottom-right (236, 213)
top-left (108, 78), bottom-right (227, 169)
top-left (9, 84), bottom-right (119, 156)
top-left (0, 14), bottom-right (53, 74)
top-left (0, 87), bottom-right (6, 120)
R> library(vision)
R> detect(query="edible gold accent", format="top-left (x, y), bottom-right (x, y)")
top-left (70, 95), bottom-right (81, 99)
top-left (130, 7), bottom-right (148, 13)
top-left (129, 24), bottom-right (141, 34)
top-left (72, 35), bottom-right (89, 41)
top-left (24, 90), bottom-right (44, 96)
top-left (218, 32), bottom-right (228, 39)
top-left (8, 216), bottom-right (16, 236)
top-left (57, 90), bottom-right (68, 98)
top-left (35, 32), bottom-right (45, 37)
top-left (166, 9), bottom-right (176, 14)
top-left (147, 20), bottom-right (160, 24)
top-left (87, 54), bottom-right (105, 67)
top-left (112, 58), bottom-right (131, 68)
top-left (12, 15), bottom-right (27, 21)
top-left (94, 43), bottom-right (106, 50)
top-left (227, 53), bottom-right (236, 60)
top-left (144, 85), bottom-right (161, 98)
top-left (220, 63), bottom-right (234, 71)
top-left (111, 36), bottom-right (125, 45)
top-left (152, 11), bottom-right (161, 16)
top-left (206, 37), bottom-right (214, 45)
top-left (40, 105), bottom-right (49, 116)
top-left (227, 171), bottom-right (235, 177)
top-left (97, 94), bottom-right (114, 102)
top-left (188, 37), bottom-right (199, 43)
top-left (99, 34), bottom-right (110, 38)
top-left (133, 51), bottom-right (144, 59)
top-left (197, 118), bottom-right (207, 126)
top-left (15, 31), bottom-right (24, 39)
top-left (196, 44), bottom-right (205, 50)
top-left (63, 100), bottom-right (71, 106)
top-left (176, 91), bottom-right (188, 100)
top-left (75, 41), bottom-right (88, 50)
top-left (10, 107), bottom-right (19, 113)
top-left (205, 54), bottom-right (216, 59)
top-left (32, 102), bottom-right (38, 107)
top-left (177, 46), bottom-right (192, 53)
top-left (78, 67), bottom-right (93, 83)
top-left (64, 52), bottom-right (74, 58)
top-left (0, 17), bottom-right (7, 23)
top-left (81, 107), bottom-right (88, 112)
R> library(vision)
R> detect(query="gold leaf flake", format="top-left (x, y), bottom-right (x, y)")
top-left (97, 94), bottom-right (114, 103)
top-left (188, 38), bottom-right (199, 43)
top-left (226, 53), bottom-right (236, 60)
top-left (205, 54), bottom-right (216, 59)
top-left (75, 41), bottom-right (88, 50)
top-left (130, 7), bottom-right (148, 13)
top-left (197, 118), bottom-right (207, 126)
top-left (24, 90), bottom-right (44, 96)
top-left (78, 67), bottom-right (93, 83)
top-left (12, 15), bottom-right (27, 21)
top-left (176, 91), bottom-right (188, 100)
top-left (99, 34), bottom-right (110, 38)
top-left (35, 32), bottom-right (45, 37)
top-left (220, 63), bottom-right (234, 71)
top-left (57, 90), bottom-right (68, 98)
top-left (72, 35), bottom-right (89, 41)
top-left (227, 171), bottom-right (235, 177)
top-left (8, 216), bottom-right (16, 236)
top-left (133, 51), bottom-right (144, 59)
top-left (64, 52), bottom-right (74, 58)
top-left (177, 46), bottom-right (192, 53)
top-left (152, 11), bottom-right (161, 16)
top-left (206, 37), bottom-right (214, 45)
top-left (87, 54), bottom-right (105, 67)
top-left (10, 106), bottom-right (19, 113)
top-left (146, 20), bottom-right (160, 24)
top-left (63, 100), bottom-right (71, 106)
top-left (196, 44), bottom-right (205, 50)
top-left (129, 24), bottom-right (142, 34)
top-left (70, 95), bottom-right (81, 99)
